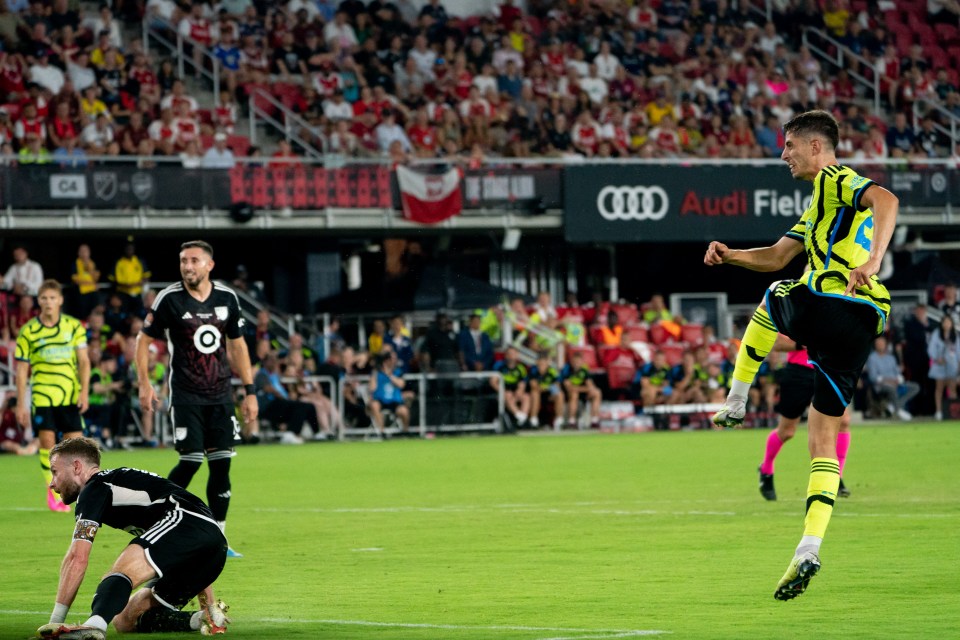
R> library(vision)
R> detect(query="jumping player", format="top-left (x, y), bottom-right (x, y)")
top-left (136, 240), bottom-right (257, 558)
top-left (705, 110), bottom-right (898, 600)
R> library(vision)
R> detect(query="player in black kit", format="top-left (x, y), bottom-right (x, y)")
top-left (135, 241), bottom-right (257, 558)
top-left (37, 437), bottom-right (230, 639)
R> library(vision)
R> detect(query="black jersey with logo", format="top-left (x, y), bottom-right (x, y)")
top-left (142, 282), bottom-right (244, 405)
top-left (75, 467), bottom-right (214, 537)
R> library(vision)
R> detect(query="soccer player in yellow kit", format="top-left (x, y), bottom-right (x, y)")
top-left (15, 279), bottom-right (90, 511)
top-left (705, 110), bottom-right (898, 600)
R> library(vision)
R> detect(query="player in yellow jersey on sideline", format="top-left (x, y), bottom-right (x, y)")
top-left (15, 279), bottom-right (90, 512)
top-left (704, 110), bottom-right (899, 600)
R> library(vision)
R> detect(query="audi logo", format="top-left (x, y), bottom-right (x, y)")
top-left (596, 186), bottom-right (669, 221)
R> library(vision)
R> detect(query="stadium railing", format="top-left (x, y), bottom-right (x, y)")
top-left (802, 27), bottom-right (882, 115)
top-left (338, 371), bottom-right (505, 440)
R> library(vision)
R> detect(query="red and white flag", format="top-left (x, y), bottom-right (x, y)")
top-left (396, 165), bottom-right (462, 224)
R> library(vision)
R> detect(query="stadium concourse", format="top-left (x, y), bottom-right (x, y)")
top-left (0, 0), bottom-right (956, 163)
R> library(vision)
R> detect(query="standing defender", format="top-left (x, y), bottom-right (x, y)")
top-left (705, 110), bottom-right (897, 600)
top-left (136, 240), bottom-right (257, 557)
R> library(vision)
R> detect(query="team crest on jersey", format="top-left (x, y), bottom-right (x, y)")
top-left (215, 306), bottom-right (229, 320)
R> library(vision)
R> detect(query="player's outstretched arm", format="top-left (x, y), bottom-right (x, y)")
top-left (134, 332), bottom-right (158, 413)
top-left (705, 237), bottom-right (803, 272)
top-left (844, 184), bottom-right (899, 296)
top-left (50, 539), bottom-right (93, 623)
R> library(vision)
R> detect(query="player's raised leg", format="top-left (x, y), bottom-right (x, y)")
top-left (714, 300), bottom-right (779, 428)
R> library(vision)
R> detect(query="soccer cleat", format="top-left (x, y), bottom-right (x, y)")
top-left (226, 546), bottom-right (243, 558)
top-left (774, 551), bottom-right (821, 601)
top-left (37, 624), bottom-right (105, 640)
top-left (837, 478), bottom-right (851, 498)
top-left (758, 467), bottom-right (776, 501)
top-left (711, 396), bottom-right (746, 429)
top-left (47, 489), bottom-right (71, 513)
top-left (200, 599), bottom-right (231, 635)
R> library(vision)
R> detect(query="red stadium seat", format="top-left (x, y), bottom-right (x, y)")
top-left (680, 323), bottom-right (705, 346)
top-left (648, 323), bottom-right (671, 345)
top-left (660, 344), bottom-right (686, 368)
top-left (227, 135), bottom-right (250, 157)
top-left (568, 346), bottom-right (599, 370)
top-left (611, 303), bottom-right (639, 325)
top-left (625, 325), bottom-right (649, 343)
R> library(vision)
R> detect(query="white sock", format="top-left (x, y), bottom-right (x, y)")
top-left (795, 535), bottom-right (823, 557)
top-left (83, 615), bottom-right (108, 632)
top-left (729, 380), bottom-right (751, 399)
top-left (190, 611), bottom-right (203, 630)
top-left (515, 412), bottom-right (527, 423)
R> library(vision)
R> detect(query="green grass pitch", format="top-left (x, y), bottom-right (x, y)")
top-left (2, 423), bottom-right (958, 639)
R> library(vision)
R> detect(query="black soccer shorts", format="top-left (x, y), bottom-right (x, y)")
top-left (773, 363), bottom-right (816, 420)
top-left (765, 279), bottom-right (879, 417)
top-left (169, 403), bottom-right (240, 453)
top-left (133, 509), bottom-right (227, 610)
top-left (32, 406), bottom-right (84, 435)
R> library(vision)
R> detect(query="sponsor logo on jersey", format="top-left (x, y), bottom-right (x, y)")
top-left (182, 311), bottom-right (193, 319)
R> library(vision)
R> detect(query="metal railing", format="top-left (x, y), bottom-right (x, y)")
top-left (246, 89), bottom-right (325, 158)
top-left (802, 27), bottom-right (881, 114)
top-left (338, 371), bottom-right (504, 440)
top-left (913, 97), bottom-right (960, 157)
top-left (143, 17), bottom-right (221, 102)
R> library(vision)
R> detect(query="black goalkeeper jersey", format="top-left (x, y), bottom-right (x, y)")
top-left (75, 467), bottom-right (214, 537)
top-left (142, 281), bottom-right (245, 405)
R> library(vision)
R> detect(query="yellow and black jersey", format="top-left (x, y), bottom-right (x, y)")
top-left (784, 164), bottom-right (890, 331)
top-left (15, 314), bottom-right (87, 407)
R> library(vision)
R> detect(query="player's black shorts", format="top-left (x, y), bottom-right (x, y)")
top-left (133, 509), bottom-right (227, 610)
top-left (765, 280), bottom-right (879, 417)
top-left (169, 403), bottom-right (240, 453)
top-left (773, 363), bottom-right (816, 420)
top-left (32, 406), bottom-right (84, 434)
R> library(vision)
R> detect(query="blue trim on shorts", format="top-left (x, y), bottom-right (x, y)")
top-left (807, 358), bottom-right (849, 408)
top-left (805, 273), bottom-right (887, 332)
top-left (763, 287), bottom-right (780, 333)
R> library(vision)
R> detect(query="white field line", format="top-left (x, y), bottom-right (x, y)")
top-left (2, 503), bottom-right (957, 518)
top-left (245, 504), bottom-right (958, 519)
top-left (0, 610), bottom-right (667, 638)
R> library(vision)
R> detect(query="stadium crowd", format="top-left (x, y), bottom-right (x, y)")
top-left (3, 237), bottom-right (959, 453)
top-left (0, 0), bottom-right (956, 164)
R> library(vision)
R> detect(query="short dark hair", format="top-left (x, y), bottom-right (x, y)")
top-left (50, 436), bottom-right (101, 467)
top-left (181, 240), bottom-right (214, 258)
top-left (783, 110), bottom-right (839, 150)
